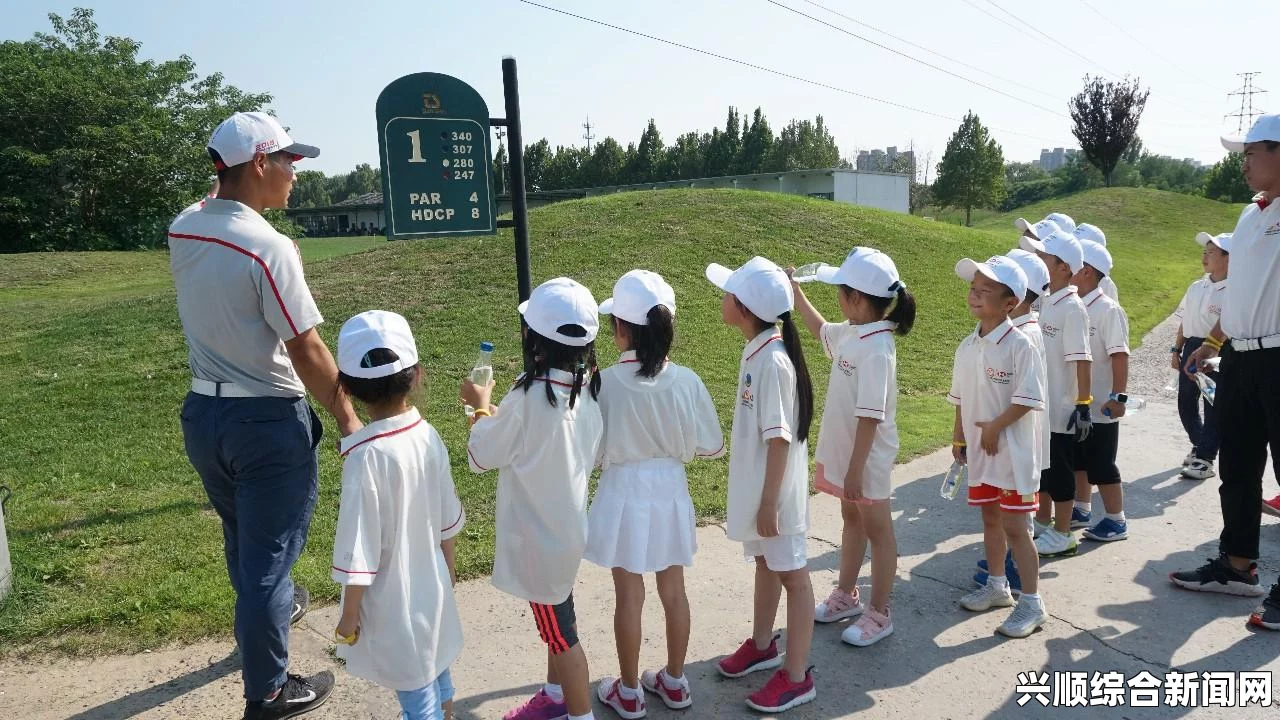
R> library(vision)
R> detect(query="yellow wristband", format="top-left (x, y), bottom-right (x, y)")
top-left (1076, 396), bottom-right (1093, 406)
top-left (471, 408), bottom-right (491, 418)
top-left (1205, 336), bottom-right (1223, 350)
top-left (952, 441), bottom-right (967, 448)
top-left (334, 629), bottom-right (359, 646)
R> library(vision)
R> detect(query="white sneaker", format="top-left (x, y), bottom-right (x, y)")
top-left (960, 580), bottom-right (1015, 612)
top-left (1182, 459), bottom-right (1216, 480)
top-left (841, 606), bottom-right (893, 646)
top-left (998, 595), bottom-right (1047, 638)
top-left (1032, 520), bottom-right (1051, 539)
top-left (1182, 451), bottom-right (1197, 467)
top-left (1035, 527), bottom-right (1078, 557)
top-left (815, 587), bottom-right (864, 623)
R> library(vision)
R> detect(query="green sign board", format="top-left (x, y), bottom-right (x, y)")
top-left (376, 72), bottom-right (496, 238)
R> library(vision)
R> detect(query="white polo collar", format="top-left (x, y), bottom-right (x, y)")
top-left (1048, 285), bottom-right (1079, 306)
top-left (976, 317), bottom-right (1017, 345)
top-left (853, 319), bottom-right (896, 339)
top-left (340, 407), bottom-right (424, 457)
top-left (742, 328), bottom-right (782, 363)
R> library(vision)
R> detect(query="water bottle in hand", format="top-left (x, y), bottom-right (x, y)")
top-left (940, 461), bottom-right (966, 500)
top-left (1194, 373), bottom-right (1216, 405)
top-left (790, 262), bottom-right (830, 283)
top-left (465, 341), bottom-right (494, 416)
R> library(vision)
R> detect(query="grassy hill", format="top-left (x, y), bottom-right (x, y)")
top-left (0, 188), bottom-right (1240, 654)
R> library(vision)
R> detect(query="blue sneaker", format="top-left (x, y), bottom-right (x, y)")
top-left (976, 550), bottom-right (1015, 574)
top-left (1070, 506), bottom-right (1092, 530)
top-left (974, 565), bottom-right (1022, 595)
top-left (1083, 517), bottom-right (1128, 542)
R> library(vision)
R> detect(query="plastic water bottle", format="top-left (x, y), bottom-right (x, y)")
top-left (471, 341), bottom-right (494, 386)
top-left (1104, 396), bottom-right (1145, 417)
top-left (791, 262), bottom-right (830, 283)
top-left (1194, 373), bottom-right (1216, 405)
top-left (940, 461), bottom-right (966, 500)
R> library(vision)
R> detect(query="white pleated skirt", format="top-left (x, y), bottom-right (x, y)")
top-left (585, 458), bottom-right (697, 574)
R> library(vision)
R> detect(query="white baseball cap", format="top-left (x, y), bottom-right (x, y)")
top-left (1005, 248), bottom-right (1051, 297)
top-left (956, 255), bottom-right (1028, 303)
top-left (1014, 217), bottom-right (1062, 241)
top-left (705, 256), bottom-right (794, 322)
top-left (1080, 240), bottom-right (1113, 276)
top-left (1020, 229), bottom-right (1084, 274)
top-left (814, 247), bottom-right (904, 298)
top-left (337, 310), bottom-right (419, 379)
top-left (1222, 113), bottom-right (1280, 152)
top-left (1075, 223), bottom-right (1106, 247)
top-left (519, 278), bottom-right (600, 346)
top-left (599, 269), bottom-right (676, 326)
top-left (1196, 231), bottom-right (1234, 253)
top-left (207, 112), bottom-right (320, 170)
top-left (1045, 212), bottom-right (1077, 234)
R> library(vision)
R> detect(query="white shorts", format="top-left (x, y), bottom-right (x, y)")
top-left (743, 533), bottom-right (808, 572)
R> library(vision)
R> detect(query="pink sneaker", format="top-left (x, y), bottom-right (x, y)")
top-left (597, 677), bottom-right (646, 719)
top-left (717, 633), bottom-right (782, 678)
top-left (502, 689), bottom-right (568, 720)
top-left (1264, 495), bottom-right (1280, 518)
top-left (840, 606), bottom-right (893, 646)
top-left (640, 668), bottom-right (692, 710)
top-left (814, 586), bottom-right (863, 623)
top-left (745, 668), bottom-right (816, 713)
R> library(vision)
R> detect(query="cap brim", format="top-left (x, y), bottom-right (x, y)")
top-left (517, 300), bottom-right (529, 315)
top-left (598, 298), bottom-right (615, 315)
top-left (1014, 218), bottom-right (1033, 234)
top-left (955, 258), bottom-right (998, 285)
top-left (1221, 135), bottom-right (1246, 153)
top-left (705, 263), bottom-right (733, 291)
top-left (283, 142), bottom-right (320, 159)
top-left (1019, 236), bottom-right (1046, 254)
top-left (1195, 232), bottom-right (1214, 247)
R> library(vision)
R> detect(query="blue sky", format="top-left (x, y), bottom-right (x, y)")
top-left (5, 0), bottom-right (1264, 176)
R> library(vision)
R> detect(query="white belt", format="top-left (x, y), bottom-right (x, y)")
top-left (1231, 335), bottom-right (1280, 352)
top-left (191, 378), bottom-right (262, 398)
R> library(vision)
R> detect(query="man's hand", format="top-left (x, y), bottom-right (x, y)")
top-left (1102, 400), bottom-right (1126, 419)
top-left (1067, 403), bottom-right (1093, 443)
top-left (1186, 342), bottom-right (1219, 378)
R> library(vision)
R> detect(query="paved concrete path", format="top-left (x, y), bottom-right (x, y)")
top-left (4, 316), bottom-right (1279, 719)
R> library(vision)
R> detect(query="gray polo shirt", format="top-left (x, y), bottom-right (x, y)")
top-left (168, 198), bottom-right (323, 398)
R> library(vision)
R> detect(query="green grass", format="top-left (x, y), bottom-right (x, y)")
top-left (0, 188), bottom-right (1238, 656)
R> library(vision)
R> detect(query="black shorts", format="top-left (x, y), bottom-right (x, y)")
top-left (1080, 422), bottom-right (1122, 486)
top-left (531, 593), bottom-right (579, 654)
top-left (1040, 432), bottom-right (1078, 502)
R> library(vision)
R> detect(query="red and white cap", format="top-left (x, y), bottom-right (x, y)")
top-left (337, 310), bottom-right (419, 379)
top-left (1005, 248), bottom-right (1051, 296)
top-left (207, 112), bottom-right (320, 170)
top-left (1020, 229), bottom-right (1084, 274)
top-left (519, 277), bottom-right (600, 347)
top-left (599, 269), bottom-right (676, 326)
top-left (814, 247), bottom-right (904, 299)
top-left (956, 255), bottom-right (1028, 302)
top-left (706, 256), bottom-right (794, 322)
top-left (1196, 231), bottom-right (1233, 253)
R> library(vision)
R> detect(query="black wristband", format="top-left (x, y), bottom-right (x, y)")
top-left (1171, 346), bottom-right (1182, 353)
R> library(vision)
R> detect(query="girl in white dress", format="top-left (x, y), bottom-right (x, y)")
top-left (587, 270), bottom-right (724, 719)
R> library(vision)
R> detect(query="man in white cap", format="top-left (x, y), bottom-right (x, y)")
top-left (168, 112), bottom-right (361, 718)
top-left (1173, 114), bottom-right (1280, 630)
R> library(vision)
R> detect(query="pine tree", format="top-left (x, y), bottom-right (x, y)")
top-left (933, 111), bottom-right (1005, 226)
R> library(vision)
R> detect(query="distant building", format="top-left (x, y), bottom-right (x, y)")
top-left (857, 146), bottom-right (916, 179)
top-left (1038, 147), bottom-right (1078, 172)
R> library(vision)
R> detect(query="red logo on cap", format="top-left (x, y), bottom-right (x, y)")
top-left (255, 140), bottom-right (279, 153)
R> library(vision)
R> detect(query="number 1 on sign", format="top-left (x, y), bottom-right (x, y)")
top-left (406, 130), bottom-right (426, 163)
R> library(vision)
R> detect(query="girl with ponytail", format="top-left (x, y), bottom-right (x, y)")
top-left (790, 247), bottom-right (914, 649)
top-left (704, 256), bottom-right (817, 715)
top-left (587, 270), bottom-right (724, 716)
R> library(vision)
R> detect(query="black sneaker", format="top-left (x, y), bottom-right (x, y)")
top-left (1170, 557), bottom-right (1268, 597)
top-left (244, 671), bottom-right (334, 720)
top-left (1249, 588), bottom-right (1280, 630)
top-left (291, 586), bottom-right (310, 626)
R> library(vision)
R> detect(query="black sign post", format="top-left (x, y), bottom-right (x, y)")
top-left (377, 60), bottom-right (533, 304)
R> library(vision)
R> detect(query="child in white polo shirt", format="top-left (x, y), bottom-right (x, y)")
top-left (1173, 232), bottom-right (1231, 480)
top-left (705, 256), bottom-right (817, 714)
top-left (331, 310), bottom-right (465, 720)
top-left (974, 248), bottom-right (1052, 592)
top-left (950, 256), bottom-right (1049, 638)
top-left (790, 247), bottom-right (916, 648)
top-left (461, 278), bottom-right (605, 720)
top-left (1073, 241), bottom-right (1133, 542)
top-left (1074, 223), bottom-right (1118, 302)
top-left (1019, 221), bottom-right (1093, 558)
top-left (587, 270), bottom-right (724, 718)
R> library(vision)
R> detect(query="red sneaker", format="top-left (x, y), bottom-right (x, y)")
top-left (597, 677), bottom-right (646, 719)
top-left (1263, 495), bottom-right (1280, 518)
top-left (745, 668), bottom-right (817, 713)
top-left (640, 668), bottom-right (692, 710)
top-left (717, 633), bottom-right (782, 678)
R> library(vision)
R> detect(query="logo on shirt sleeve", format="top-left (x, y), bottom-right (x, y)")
top-left (741, 373), bottom-right (754, 409)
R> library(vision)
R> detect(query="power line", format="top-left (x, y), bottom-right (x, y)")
top-left (1227, 72), bottom-right (1267, 134)
top-left (764, 0), bottom-right (1066, 117)
top-left (1074, 0), bottom-right (1219, 92)
top-left (515, 0), bottom-right (1062, 142)
top-left (797, 0), bottom-right (1059, 102)
top-left (981, 0), bottom-right (1123, 79)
